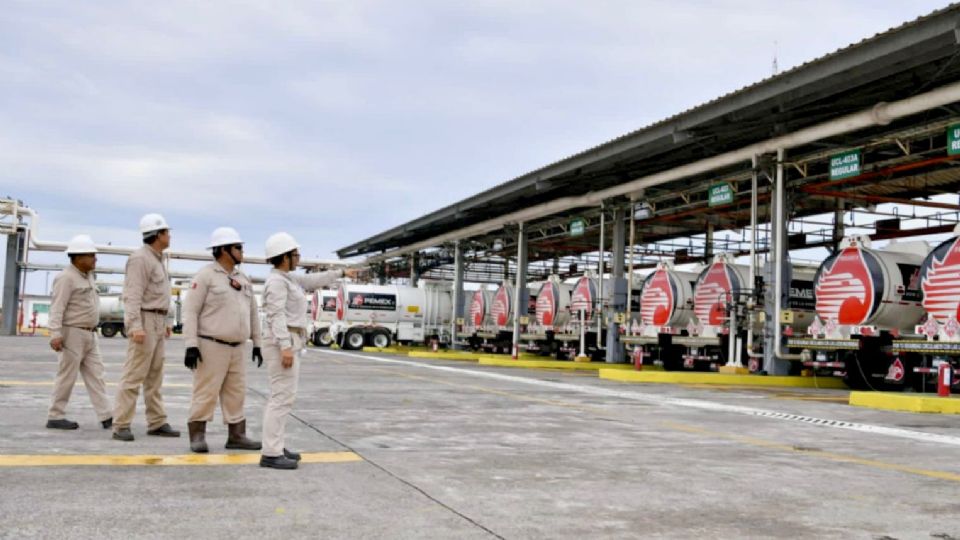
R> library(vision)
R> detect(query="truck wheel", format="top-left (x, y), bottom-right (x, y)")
top-left (369, 330), bottom-right (391, 349)
top-left (313, 329), bottom-right (334, 348)
top-left (343, 329), bottom-right (366, 350)
top-left (119, 326), bottom-right (127, 338)
top-left (100, 324), bottom-right (118, 338)
top-left (661, 345), bottom-right (684, 371)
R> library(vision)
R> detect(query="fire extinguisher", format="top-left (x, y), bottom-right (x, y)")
top-left (938, 362), bottom-right (953, 398)
top-left (633, 346), bottom-right (644, 371)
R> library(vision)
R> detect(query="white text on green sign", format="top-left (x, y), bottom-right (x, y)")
top-left (570, 219), bottom-right (585, 237)
top-left (830, 150), bottom-right (861, 180)
top-left (948, 124), bottom-right (960, 156)
top-left (708, 183), bottom-right (734, 207)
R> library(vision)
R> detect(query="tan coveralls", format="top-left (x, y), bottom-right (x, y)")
top-left (182, 262), bottom-right (261, 423)
top-left (113, 245), bottom-right (173, 432)
top-left (47, 264), bottom-right (112, 422)
top-left (261, 269), bottom-right (340, 457)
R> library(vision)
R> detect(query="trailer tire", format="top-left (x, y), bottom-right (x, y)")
top-left (369, 330), bottom-right (391, 349)
top-left (343, 329), bottom-right (366, 351)
top-left (120, 326), bottom-right (127, 338)
top-left (313, 329), bottom-right (334, 348)
top-left (661, 345), bottom-right (684, 371)
top-left (100, 324), bottom-right (119, 338)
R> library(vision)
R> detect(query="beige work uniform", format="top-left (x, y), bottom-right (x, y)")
top-left (47, 264), bottom-right (112, 422)
top-left (261, 269), bottom-right (340, 457)
top-left (183, 262), bottom-right (261, 424)
top-left (113, 245), bottom-right (173, 432)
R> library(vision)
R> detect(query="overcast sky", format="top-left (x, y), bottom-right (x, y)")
top-left (0, 1), bottom-right (952, 293)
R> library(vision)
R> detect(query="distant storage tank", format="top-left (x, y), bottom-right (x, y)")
top-left (920, 230), bottom-right (960, 328)
top-left (335, 283), bottom-right (453, 326)
top-left (813, 236), bottom-right (926, 333)
top-left (535, 276), bottom-right (573, 329)
top-left (467, 289), bottom-right (495, 328)
top-left (638, 263), bottom-right (698, 331)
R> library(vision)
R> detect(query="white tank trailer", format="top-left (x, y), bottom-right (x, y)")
top-left (466, 288), bottom-right (496, 330)
top-left (490, 281), bottom-right (540, 329)
top-left (331, 281), bottom-right (454, 350)
top-left (534, 276), bottom-right (573, 330)
top-left (309, 290), bottom-right (338, 346)
top-left (636, 262), bottom-right (700, 338)
top-left (800, 235), bottom-right (928, 390)
top-left (98, 296), bottom-right (126, 338)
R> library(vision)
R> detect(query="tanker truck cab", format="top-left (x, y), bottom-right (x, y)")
top-left (791, 236), bottom-right (927, 390)
top-left (310, 290), bottom-right (338, 347)
top-left (332, 281), bottom-right (453, 350)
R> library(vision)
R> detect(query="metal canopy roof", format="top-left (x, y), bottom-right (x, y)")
top-left (338, 5), bottom-right (960, 259)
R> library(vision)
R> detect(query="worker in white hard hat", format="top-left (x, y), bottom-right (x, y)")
top-left (112, 213), bottom-right (180, 441)
top-left (181, 227), bottom-right (262, 453)
top-left (45, 235), bottom-right (113, 430)
top-left (259, 232), bottom-right (354, 469)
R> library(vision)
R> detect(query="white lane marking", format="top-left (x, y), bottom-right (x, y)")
top-left (321, 350), bottom-right (960, 448)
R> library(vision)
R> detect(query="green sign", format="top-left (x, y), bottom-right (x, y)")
top-left (569, 218), bottom-right (586, 237)
top-left (948, 124), bottom-right (960, 156)
top-left (708, 183), bottom-right (734, 207)
top-left (829, 150), bottom-right (861, 180)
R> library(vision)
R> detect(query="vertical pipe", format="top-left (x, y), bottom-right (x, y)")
top-left (511, 223), bottom-right (528, 359)
top-left (597, 206), bottom-right (605, 348)
top-left (746, 155), bottom-right (762, 360)
top-left (773, 148), bottom-right (801, 365)
top-left (606, 206), bottom-right (626, 363)
top-left (1, 227), bottom-right (24, 335)
top-left (627, 200), bottom-right (636, 327)
top-left (451, 241), bottom-right (464, 349)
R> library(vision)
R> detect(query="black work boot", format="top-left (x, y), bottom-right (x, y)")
top-left (225, 420), bottom-right (261, 450)
top-left (260, 455), bottom-right (298, 470)
top-left (113, 427), bottom-right (134, 441)
top-left (283, 448), bottom-right (302, 462)
top-left (101, 417), bottom-right (113, 430)
top-left (188, 421), bottom-right (208, 453)
top-left (147, 423), bottom-right (180, 437)
top-left (46, 419), bottom-right (79, 430)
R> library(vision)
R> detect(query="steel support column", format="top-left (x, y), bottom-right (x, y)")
top-left (410, 252), bottom-right (420, 286)
top-left (510, 223), bottom-right (528, 359)
top-left (451, 241), bottom-right (464, 349)
top-left (2, 228), bottom-right (25, 336)
top-left (605, 206), bottom-right (626, 363)
top-left (765, 148), bottom-right (798, 374)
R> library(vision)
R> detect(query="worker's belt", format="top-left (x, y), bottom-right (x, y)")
top-left (142, 308), bottom-right (168, 315)
top-left (65, 325), bottom-right (97, 332)
top-left (287, 326), bottom-right (307, 336)
top-left (200, 335), bottom-right (242, 347)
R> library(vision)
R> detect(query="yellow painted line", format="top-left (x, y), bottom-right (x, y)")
top-left (361, 346), bottom-right (425, 354)
top-left (849, 392), bottom-right (960, 414)
top-left (407, 351), bottom-right (480, 362)
top-left (0, 380), bottom-right (193, 389)
top-left (478, 358), bottom-right (658, 371)
top-left (0, 451), bottom-right (362, 467)
top-left (660, 421), bottom-right (960, 484)
top-left (599, 369), bottom-right (848, 389)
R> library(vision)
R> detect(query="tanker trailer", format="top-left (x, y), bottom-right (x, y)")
top-left (98, 296), bottom-right (126, 338)
top-left (888, 229), bottom-right (960, 392)
top-left (620, 263), bottom-right (700, 369)
top-left (797, 235), bottom-right (927, 389)
top-left (457, 288), bottom-right (497, 350)
top-left (481, 280), bottom-right (541, 354)
top-left (561, 273), bottom-right (644, 360)
top-left (310, 290), bottom-right (338, 347)
top-left (681, 254), bottom-right (816, 371)
top-left (521, 276), bottom-right (575, 357)
top-left (331, 281), bottom-right (453, 350)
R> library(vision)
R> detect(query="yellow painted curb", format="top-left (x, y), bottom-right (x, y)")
top-left (599, 370), bottom-right (848, 389)
top-left (408, 351), bottom-right (480, 362)
top-left (849, 392), bottom-right (960, 414)
top-left (0, 451), bottom-right (363, 467)
top-left (478, 358), bottom-right (660, 371)
top-left (361, 346), bottom-right (418, 354)
top-left (718, 366), bottom-right (750, 375)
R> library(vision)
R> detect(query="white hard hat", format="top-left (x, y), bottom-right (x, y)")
top-left (139, 213), bottom-right (170, 235)
top-left (265, 232), bottom-right (300, 259)
top-left (208, 227), bottom-right (244, 249)
top-left (65, 234), bottom-right (97, 255)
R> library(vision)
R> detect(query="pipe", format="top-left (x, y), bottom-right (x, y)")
top-left (597, 206), bottom-right (605, 350)
top-left (745, 156), bottom-right (763, 360)
top-left (626, 200), bottom-right (636, 329)
top-left (804, 190), bottom-right (960, 211)
top-left (363, 80), bottom-right (960, 264)
top-left (773, 148), bottom-right (801, 362)
top-left (10, 202), bottom-right (349, 269)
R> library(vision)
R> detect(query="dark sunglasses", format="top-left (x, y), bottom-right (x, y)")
top-left (228, 276), bottom-right (242, 291)
top-left (230, 244), bottom-right (243, 251)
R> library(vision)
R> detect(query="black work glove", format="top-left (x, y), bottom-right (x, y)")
top-left (185, 347), bottom-right (202, 370)
top-left (252, 347), bottom-right (263, 368)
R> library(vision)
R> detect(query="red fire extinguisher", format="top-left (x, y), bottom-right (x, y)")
top-left (633, 346), bottom-right (644, 371)
top-left (938, 362), bottom-right (952, 398)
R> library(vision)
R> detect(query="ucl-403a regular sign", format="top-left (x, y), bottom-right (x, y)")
top-left (830, 149), bottom-right (861, 180)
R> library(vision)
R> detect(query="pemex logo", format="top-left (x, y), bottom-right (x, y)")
top-left (640, 268), bottom-right (675, 326)
top-left (570, 277), bottom-right (596, 316)
top-left (491, 285), bottom-right (511, 327)
top-left (814, 246), bottom-right (882, 325)
top-left (920, 236), bottom-right (960, 324)
top-left (694, 261), bottom-right (739, 325)
top-left (336, 286), bottom-right (345, 321)
top-left (536, 282), bottom-right (558, 326)
top-left (469, 291), bottom-right (486, 326)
